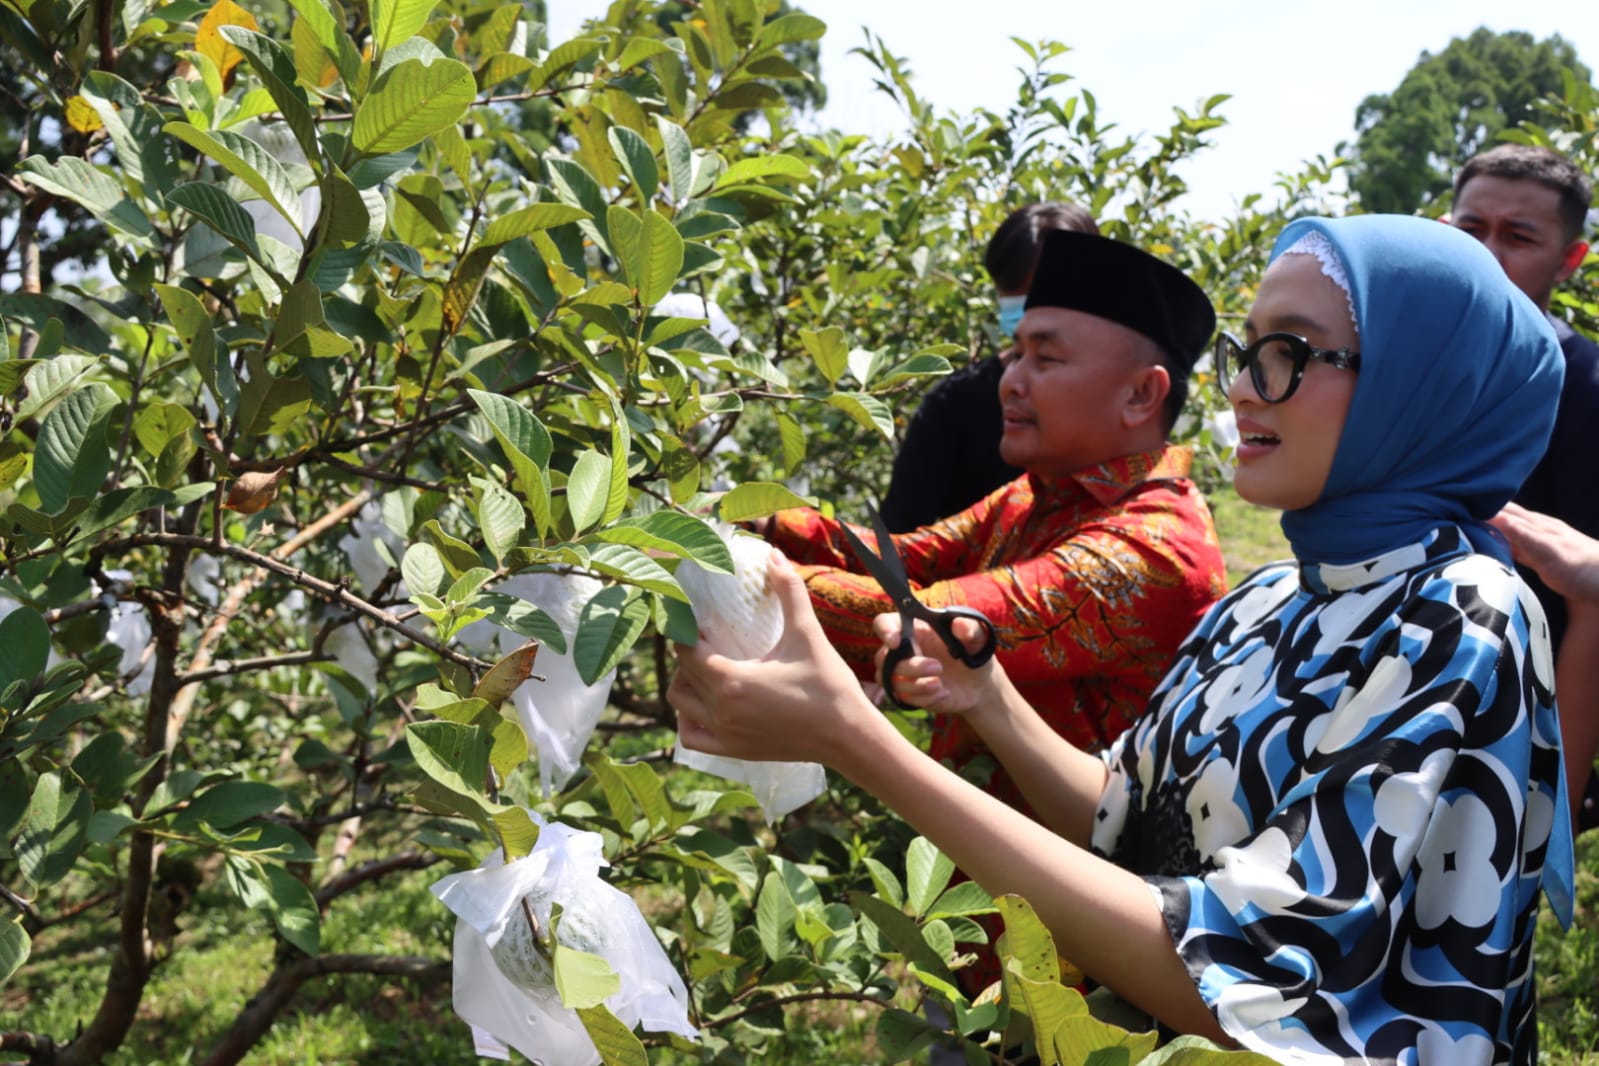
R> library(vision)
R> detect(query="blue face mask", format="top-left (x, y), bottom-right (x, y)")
top-left (997, 295), bottom-right (1027, 338)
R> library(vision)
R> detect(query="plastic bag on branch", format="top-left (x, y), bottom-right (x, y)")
top-left (673, 526), bottom-right (828, 822)
top-left (431, 815), bottom-right (696, 1064)
top-left (459, 572), bottom-right (614, 796)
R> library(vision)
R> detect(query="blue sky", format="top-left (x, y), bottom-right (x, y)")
top-left (548, 1), bottom-right (1599, 220)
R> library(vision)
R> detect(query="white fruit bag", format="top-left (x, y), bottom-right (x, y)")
top-left (672, 526), bottom-right (827, 821)
top-left (431, 815), bottom-right (697, 1064)
top-left (458, 572), bottom-right (614, 796)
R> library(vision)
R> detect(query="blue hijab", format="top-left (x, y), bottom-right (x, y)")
top-left (1272, 216), bottom-right (1563, 566)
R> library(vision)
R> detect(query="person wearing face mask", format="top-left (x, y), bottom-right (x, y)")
top-left (879, 202), bottom-right (1100, 533)
top-left (672, 216), bottom-right (1573, 1064)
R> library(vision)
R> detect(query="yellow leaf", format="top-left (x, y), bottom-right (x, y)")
top-left (64, 95), bottom-right (103, 133)
top-left (195, 0), bottom-right (260, 81)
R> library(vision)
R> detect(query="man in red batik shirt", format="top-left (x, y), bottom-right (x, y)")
top-left (763, 229), bottom-right (1228, 810)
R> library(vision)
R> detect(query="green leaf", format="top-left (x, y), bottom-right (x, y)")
top-left (776, 412), bottom-right (806, 474)
top-left (878, 353), bottom-right (955, 387)
top-left (133, 403), bottom-right (197, 457)
top-left (163, 122), bottom-right (303, 237)
top-left (177, 780), bottom-right (286, 829)
top-left (155, 283), bottom-right (235, 415)
top-left (492, 805), bottom-right (540, 860)
top-left (906, 837), bottom-right (956, 918)
top-left (553, 945), bottom-right (620, 1009)
top-left (0, 916), bottom-right (30, 985)
top-left (405, 720), bottom-right (491, 798)
top-left (756, 870), bottom-right (798, 961)
top-left (289, 0), bottom-right (359, 85)
top-left (799, 326), bottom-right (848, 384)
top-left (717, 482), bottom-right (814, 523)
top-left (714, 154), bottom-right (809, 188)
top-left (575, 1004), bottom-right (648, 1066)
top-left (862, 856), bottom-right (904, 910)
top-left (757, 11), bottom-right (826, 45)
top-left (566, 450), bottom-right (610, 535)
top-left (33, 383), bottom-right (117, 514)
top-left (605, 205), bottom-right (684, 306)
top-left (586, 544), bottom-right (685, 602)
top-left (476, 595), bottom-right (566, 654)
top-left (590, 512), bottom-right (733, 573)
top-left (480, 203), bottom-right (590, 247)
top-left (0, 608), bottom-right (49, 691)
top-left (263, 864), bottom-right (321, 955)
top-left (586, 755), bottom-right (670, 830)
top-left (573, 585), bottom-right (649, 685)
top-left (827, 392), bottom-right (896, 439)
top-left (545, 158), bottom-right (612, 254)
top-left (402, 543), bottom-right (447, 596)
top-left (16, 156), bottom-right (153, 239)
top-left (604, 398), bottom-right (630, 526)
top-left (875, 1008), bottom-right (943, 1062)
top-left (370, 0), bottom-right (439, 53)
top-left (489, 716), bottom-right (529, 780)
top-left (15, 773), bottom-right (91, 888)
top-left (217, 27), bottom-right (320, 162)
top-left (655, 117), bottom-right (694, 203)
top-left (71, 487), bottom-right (178, 541)
top-left (1139, 1036), bottom-right (1279, 1065)
top-left (352, 58), bottom-right (475, 156)
top-left (995, 892), bottom-right (1061, 983)
top-left (468, 389), bottom-right (553, 468)
top-left (0, 295), bottom-right (110, 357)
top-left (166, 182), bottom-right (265, 263)
top-left (927, 881), bottom-right (996, 920)
top-left (608, 126), bottom-right (658, 202)
top-left (849, 891), bottom-right (955, 985)
top-left (470, 476), bottom-right (525, 565)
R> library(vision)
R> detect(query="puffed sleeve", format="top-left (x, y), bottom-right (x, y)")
top-left (1105, 555), bottom-right (1573, 1061)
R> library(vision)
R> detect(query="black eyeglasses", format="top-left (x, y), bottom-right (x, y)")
top-left (1215, 331), bottom-right (1361, 404)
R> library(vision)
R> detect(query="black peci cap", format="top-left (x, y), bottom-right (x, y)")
top-left (1024, 231), bottom-right (1216, 370)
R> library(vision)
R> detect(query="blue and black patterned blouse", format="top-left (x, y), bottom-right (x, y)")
top-left (1092, 527), bottom-right (1575, 1065)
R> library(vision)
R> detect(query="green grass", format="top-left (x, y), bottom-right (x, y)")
top-left (1207, 483), bottom-right (1291, 587)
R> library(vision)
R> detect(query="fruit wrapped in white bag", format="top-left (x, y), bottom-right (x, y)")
top-left (672, 525), bottom-right (828, 821)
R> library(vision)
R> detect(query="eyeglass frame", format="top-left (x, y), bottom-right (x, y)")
top-left (1214, 331), bottom-right (1362, 404)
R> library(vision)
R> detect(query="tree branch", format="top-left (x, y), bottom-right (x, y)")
top-left (91, 530), bottom-right (489, 675)
top-left (197, 954), bottom-right (449, 1066)
top-left (314, 852), bottom-right (439, 910)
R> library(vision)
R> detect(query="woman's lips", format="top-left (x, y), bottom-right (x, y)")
top-left (1234, 418), bottom-right (1280, 461)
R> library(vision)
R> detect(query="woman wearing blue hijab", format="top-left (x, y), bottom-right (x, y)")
top-left (670, 215), bottom-right (1573, 1063)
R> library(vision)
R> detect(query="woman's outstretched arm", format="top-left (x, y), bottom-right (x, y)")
top-left (668, 552), bottom-right (1225, 1042)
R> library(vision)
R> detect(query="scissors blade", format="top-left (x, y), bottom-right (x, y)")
top-left (839, 515), bottom-right (913, 602)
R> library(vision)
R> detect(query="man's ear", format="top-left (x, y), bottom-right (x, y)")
top-left (1124, 363), bottom-right (1171, 429)
top-left (1557, 238), bottom-right (1591, 286)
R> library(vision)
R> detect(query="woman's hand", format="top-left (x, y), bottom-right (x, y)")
top-left (1491, 502), bottom-right (1599, 605)
top-left (870, 613), bottom-right (1007, 719)
top-left (668, 551), bottom-right (889, 771)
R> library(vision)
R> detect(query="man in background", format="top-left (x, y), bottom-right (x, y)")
top-left (880, 202), bottom-right (1098, 532)
top-left (1452, 143), bottom-right (1599, 828)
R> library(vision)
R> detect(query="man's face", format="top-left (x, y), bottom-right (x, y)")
top-left (997, 308), bottom-right (1165, 480)
top-left (1452, 175), bottom-right (1587, 310)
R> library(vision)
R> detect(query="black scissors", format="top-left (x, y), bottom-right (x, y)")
top-left (839, 510), bottom-right (998, 707)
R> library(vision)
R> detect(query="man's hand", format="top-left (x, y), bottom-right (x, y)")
top-left (1491, 503), bottom-right (1599, 605)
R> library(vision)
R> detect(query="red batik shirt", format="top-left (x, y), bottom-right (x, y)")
top-left (768, 444), bottom-right (1228, 801)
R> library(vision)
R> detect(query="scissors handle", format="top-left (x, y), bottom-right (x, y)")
top-left (880, 602), bottom-right (998, 707)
